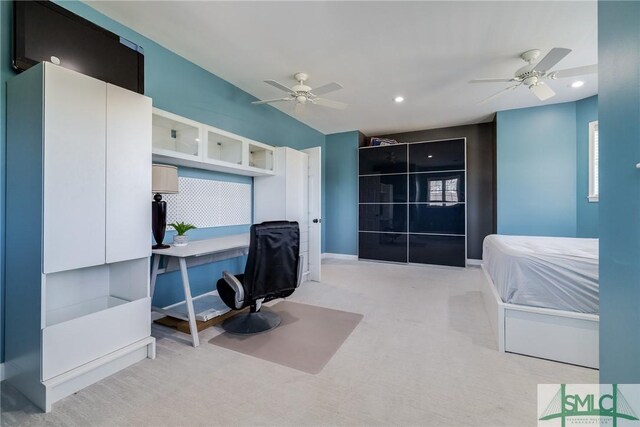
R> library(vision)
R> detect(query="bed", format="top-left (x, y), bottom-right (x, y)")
top-left (480, 234), bottom-right (599, 368)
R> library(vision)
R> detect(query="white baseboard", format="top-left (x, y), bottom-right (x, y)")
top-left (322, 253), bottom-right (482, 265)
top-left (321, 253), bottom-right (358, 260)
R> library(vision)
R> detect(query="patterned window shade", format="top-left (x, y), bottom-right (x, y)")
top-left (164, 177), bottom-right (251, 228)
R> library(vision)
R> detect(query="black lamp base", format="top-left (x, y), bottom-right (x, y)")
top-left (152, 193), bottom-right (170, 249)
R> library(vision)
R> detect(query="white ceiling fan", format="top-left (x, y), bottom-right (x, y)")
top-left (252, 72), bottom-right (347, 114)
top-left (471, 48), bottom-right (597, 103)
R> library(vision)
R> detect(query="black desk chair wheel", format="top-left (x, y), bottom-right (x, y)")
top-left (216, 221), bottom-right (304, 335)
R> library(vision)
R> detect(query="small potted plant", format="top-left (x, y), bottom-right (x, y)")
top-left (169, 222), bottom-right (196, 247)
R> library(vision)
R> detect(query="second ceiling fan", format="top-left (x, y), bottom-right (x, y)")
top-left (471, 48), bottom-right (597, 103)
top-left (252, 72), bottom-right (347, 114)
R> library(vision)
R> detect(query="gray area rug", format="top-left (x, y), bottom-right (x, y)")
top-left (209, 301), bottom-right (363, 374)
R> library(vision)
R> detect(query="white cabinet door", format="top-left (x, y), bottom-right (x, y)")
top-left (43, 64), bottom-right (106, 274)
top-left (106, 84), bottom-right (152, 263)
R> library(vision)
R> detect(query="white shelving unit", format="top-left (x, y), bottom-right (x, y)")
top-left (5, 62), bottom-right (155, 412)
top-left (254, 147), bottom-right (310, 279)
top-left (152, 108), bottom-right (275, 176)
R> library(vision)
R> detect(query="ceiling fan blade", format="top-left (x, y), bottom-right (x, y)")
top-left (478, 84), bottom-right (519, 104)
top-left (264, 80), bottom-right (295, 93)
top-left (469, 78), bottom-right (514, 84)
top-left (529, 82), bottom-right (555, 101)
top-left (313, 97), bottom-right (347, 110)
top-left (251, 97), bottom-right (292, 105)
top-left (533, 48), bottom-right (572, 73)
top-left (294, 102), bottom-right (305, 115)
top-left (311, 82), bottom-right (343, 96)
top-left (549, 64), bottom-right (598, 79)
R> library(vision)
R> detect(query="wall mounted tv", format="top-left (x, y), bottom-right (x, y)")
top-left (13, 0), bottom-right (144, 94)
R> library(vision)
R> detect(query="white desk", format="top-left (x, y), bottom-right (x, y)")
top-left (150, 234), bottom-right (250, 347)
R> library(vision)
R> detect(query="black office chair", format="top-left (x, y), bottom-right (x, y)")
top-left (216, 221), bottom-right (304, 335)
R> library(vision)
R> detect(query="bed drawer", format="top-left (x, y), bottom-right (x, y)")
top-left (42, 297), bottom-right (150, 380)
top-left (505, 309), bottom-right (599, 368)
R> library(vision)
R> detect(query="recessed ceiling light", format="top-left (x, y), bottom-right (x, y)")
top-left (394, 96), bottom-right (404, 103)
top-left (571, 81), bottom-right (584, 88)
top-left (428, 155), bottom-right (433, 158)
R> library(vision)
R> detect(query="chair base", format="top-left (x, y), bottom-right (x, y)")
top-left (221, 310), bottom-right (281, 335)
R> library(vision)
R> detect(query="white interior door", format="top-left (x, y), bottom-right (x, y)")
top-left (302, 146), bottom-right (321, 282)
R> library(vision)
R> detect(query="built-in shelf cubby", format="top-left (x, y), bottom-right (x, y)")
top-left (44, 258), bottom-right (149, 327)
top-left (206, 129), bottom-right (243, 165)
top-left (152, 112), bottom-right (200, 159)
top-left (249, 143), bottom-right (274, 171)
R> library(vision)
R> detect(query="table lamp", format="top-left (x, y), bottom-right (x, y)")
top-left (152, 164), bottom-right (179, 249)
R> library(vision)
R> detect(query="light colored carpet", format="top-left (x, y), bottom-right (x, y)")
top-left (0, 260), bottom-right (597, 426)
top-left (210, 301), bottom-right (364, 374)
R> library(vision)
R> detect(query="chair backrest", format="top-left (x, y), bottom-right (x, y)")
top-left (243, 221), bottom-right (300, 301)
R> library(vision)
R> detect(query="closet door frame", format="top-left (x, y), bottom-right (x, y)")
top-left (357, 138), bottom-right (467, 267)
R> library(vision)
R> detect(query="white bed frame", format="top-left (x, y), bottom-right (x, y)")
top-left (480, 264), bottom-right (599, 369)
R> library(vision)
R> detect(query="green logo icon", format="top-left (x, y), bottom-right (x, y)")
top-left (539, 384), bottom-right (639, 427)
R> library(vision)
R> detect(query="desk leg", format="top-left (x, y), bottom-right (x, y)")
top-left (179, 257), bottom-right (200, 347)
top-left (150, 254), bottom-right (161, 301)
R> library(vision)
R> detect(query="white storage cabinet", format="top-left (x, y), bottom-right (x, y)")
top-left (5, 62), bottom-right (155, 412)
top-left (254, 147), bottom-right (310, 277)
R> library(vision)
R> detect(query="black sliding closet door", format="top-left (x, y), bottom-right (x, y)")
top-left (408, 139), bottom-right (466, 267)
top-left (358, 144), bottom-right (408, 263)
top-left (358, 139), bottom-right (466, 267)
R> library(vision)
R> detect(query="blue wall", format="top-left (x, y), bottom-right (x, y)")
top-left (598, 0), bottom-right (640, 383)
top-left (0, 1), bottom-right (327, 362)
top-left (497, 103), bottom-right (577, 237)
top-left (325, 131), bottom-right (360, 255)
top-left (576, 96), bottom-right (599, 238)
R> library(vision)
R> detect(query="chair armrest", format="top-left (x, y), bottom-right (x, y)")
top-left (223, 271), bottom-right (245, 309)
top-left (296, 254), bottom-right (305, 287)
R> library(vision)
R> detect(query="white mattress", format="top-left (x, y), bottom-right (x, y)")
top-left (482, 235), bottom-right (599, 314)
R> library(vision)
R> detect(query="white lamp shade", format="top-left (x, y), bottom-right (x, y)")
top-left (152, 164), bottom-right (179, 194)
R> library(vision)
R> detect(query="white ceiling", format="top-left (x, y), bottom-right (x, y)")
top-left (88, 1), bottom-right (597, 135)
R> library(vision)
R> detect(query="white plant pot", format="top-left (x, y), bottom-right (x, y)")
top-left (173, 235), bottom-right (189, 247)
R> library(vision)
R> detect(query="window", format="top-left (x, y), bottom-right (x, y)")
top-left (445, 178), bottom-right (459, 202)
top-left (429, 180), bottom-right (443, 201)
top-left (428, 178), bottom-right (459, 202)
top-left (588, 121), bottom-right (599, 202)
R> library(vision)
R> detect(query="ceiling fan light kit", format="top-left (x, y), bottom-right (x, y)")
top-left (252, 72), bottom-right (347, 114)
top-left (471, 47), bottom-right (597, 103)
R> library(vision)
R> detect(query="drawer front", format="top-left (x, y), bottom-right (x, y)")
top-left (505, 310), bottom-right (599, 368)
top-left (42, 297), bottom-right (150, 380)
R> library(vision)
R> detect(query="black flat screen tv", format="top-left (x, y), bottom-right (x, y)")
top-left (13, 0), bottom-right (144, 94)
